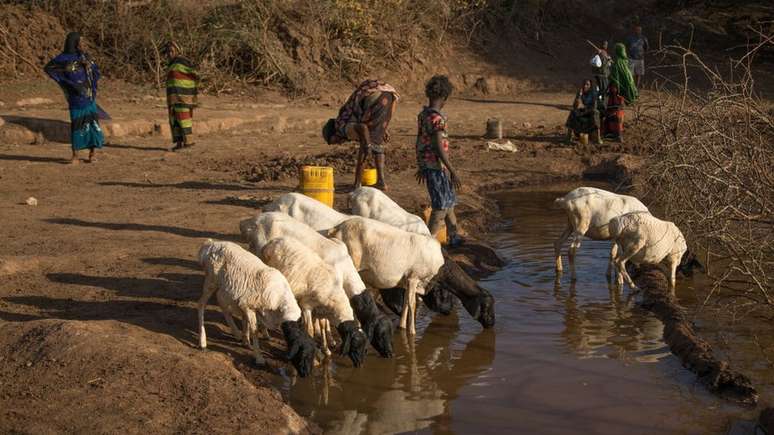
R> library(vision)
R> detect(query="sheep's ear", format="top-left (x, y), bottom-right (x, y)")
top-left (288, 341), bottom-right (300, 360)
top-left (340, 333), bottom-right (352, 356)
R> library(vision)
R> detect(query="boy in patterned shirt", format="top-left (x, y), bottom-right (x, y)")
top-left (415, 75), bottom-right (464, 247)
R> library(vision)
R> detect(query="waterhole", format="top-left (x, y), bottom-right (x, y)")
top-left (281, 185), bottom-right (759, 434)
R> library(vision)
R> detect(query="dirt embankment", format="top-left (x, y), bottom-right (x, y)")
top-left (0, 319), bottom-right (318, 434)
top-left (633, 266), bottom-right (758, 405)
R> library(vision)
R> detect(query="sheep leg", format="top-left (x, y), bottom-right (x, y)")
top-left (243, 309), bottom-right (265, 366)
top-left (323, 318), bottom-right (336, 348)
top-left (197, 273), bottom-right (218, 350)
top-left (607, 242), bottom-right (618, 280)
top-left (214, 290), bottom-right (243, 341)
top-left (408, 279), bottom-right (419, 336)
top-left (399, 286), bottom-right (411, 331)
top-left (303, 309), bottom-right (314, 338)
top-left (568, 210), bottom-right (591, 281)
top-left (554, 226), bottom-right (572, 273)
top-left (667, 255), bottom-right (680, 294)
top-left (317, 318), bottom-right (331, 357)
top-left (615, 246), bottom-right (642, 290)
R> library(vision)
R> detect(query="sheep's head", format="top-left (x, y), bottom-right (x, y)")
top-left (281, 319), bottom-right (316, 377)
top-left (350, 292), bottom-right (394, 358)
top-left (370, 316), bottom-right (394, 358)
top-left (421, 282), bottom-right (454, 315)
top-left (378, 287), bottom-right (404, 317)
top-left (337, 320), bottom-right (368, 367)
top-left (433, 256), bottom-right (496, 329)
top-left (677, 250), bottom-right (705, 277)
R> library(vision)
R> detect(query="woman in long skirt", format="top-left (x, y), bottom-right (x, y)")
top-left (44, 32), bottom-right (104, 164)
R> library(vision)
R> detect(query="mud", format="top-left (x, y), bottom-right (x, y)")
top-left (633, 266), bottom-right (759, 405)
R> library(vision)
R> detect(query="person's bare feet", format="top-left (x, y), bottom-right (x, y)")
top-left (374, 181), bottom-right (388, 192)
top-left (68, 157), bottom-right (80, 165)
top-left (87, 151), bottom-right (96, 163)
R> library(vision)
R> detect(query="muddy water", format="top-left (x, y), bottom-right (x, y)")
top-left (281, 187), bottom-right (751, 434)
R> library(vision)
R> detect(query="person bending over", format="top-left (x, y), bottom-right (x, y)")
top-left (322, 79), bottom-right (399, 190)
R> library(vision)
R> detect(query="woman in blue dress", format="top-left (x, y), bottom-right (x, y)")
top-left (44, 32), bottom-right (104, 164)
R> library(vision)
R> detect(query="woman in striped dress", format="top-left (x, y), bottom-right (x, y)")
top-left (44, 32), bottom-right (104, 164)
top-left (165, 42), bottom-right (199, 151)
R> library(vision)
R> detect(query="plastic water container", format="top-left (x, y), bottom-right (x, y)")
top-left (361, 168), bottom-right (377, 186)
top-left (299, 166), bottom-right (334, 207)
top-left (423, 207), bottom-right (448, 244)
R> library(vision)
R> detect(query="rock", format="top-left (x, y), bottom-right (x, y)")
top-left (522, 121), bottom-right (532, 129)
top-left (25, 197), bottom-right (38, 206)
top-left (583, 153), bottom-right (645, 185)
top-left (15, 97), bottom-right (54, 107)
top-left (0, 125), bottom-right (37, 144)
top-left (474, 77), bottom-right (489, 95)
top-left (486, 140), bottom-right (518, 153)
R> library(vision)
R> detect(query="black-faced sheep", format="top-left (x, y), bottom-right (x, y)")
top-left (197, 239), bottom-right (316, 377)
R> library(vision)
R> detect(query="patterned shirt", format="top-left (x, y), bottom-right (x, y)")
top-left (416, 107), bottom-right (449, 171)
top-left (333, 79), bottom-right (399, 141)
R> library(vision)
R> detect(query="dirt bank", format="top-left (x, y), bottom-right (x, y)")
top-left (633, 266), bottom-right (758, 406)
top-left (0, 319), bottom-right (317, 434)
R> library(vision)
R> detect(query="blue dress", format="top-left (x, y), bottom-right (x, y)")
top-left (44, 53), bottom-right (104, 150)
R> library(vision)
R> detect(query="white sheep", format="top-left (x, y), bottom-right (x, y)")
top-left (197, 239), bottom-right (316, 377)
top-left (349, 187), bottom-right (431, 235)
top-left (263, 192), bottom-right (350, 232)
top-left (328, 217), bottom-right (495, 335)
top-left (259, 237), bottom-right (368, 367)
top-left (553, 186), bottom-right (650, 278)
top-left (240, 212), bottom-right (394, 357)
top-left (608, 212), bottom-right (688, 291)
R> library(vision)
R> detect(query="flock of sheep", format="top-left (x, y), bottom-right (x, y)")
top-left (196, 185), bottom-right (702, 378)
top-left (197, 187), bottom-right (495, 377)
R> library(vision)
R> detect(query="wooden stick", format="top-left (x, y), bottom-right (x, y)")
top-left (586, 39), bottom-right (601, 52)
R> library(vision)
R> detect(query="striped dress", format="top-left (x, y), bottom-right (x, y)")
top-left (166, 57), bottom-right (198, 143)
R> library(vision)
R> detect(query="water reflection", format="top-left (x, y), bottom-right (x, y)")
top-left (554, 279), bottom-right (667, 363)
top-left (288, 314), bottom-right (495, 434)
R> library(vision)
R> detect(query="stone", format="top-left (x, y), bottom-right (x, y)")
top-left (522, 122), bottom-right (532, 129)
top-left (26, 197), bottom-right (38, 206)
top-left (15, 97), bottom-right (54, 107)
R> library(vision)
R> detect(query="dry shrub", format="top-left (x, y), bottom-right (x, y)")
top-left (13, 0), bottom-right (486, 95)
top-left (639, 29), bottom-right (774, 315)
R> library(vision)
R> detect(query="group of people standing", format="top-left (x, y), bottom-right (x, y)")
top-left (45, 33), bottom-right (200, 162)
top-left (43, 33), bottom-right (464, 247)
top-left (565, 25), bottom-right (649, 145)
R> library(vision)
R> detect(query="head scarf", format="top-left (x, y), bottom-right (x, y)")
top-left (166, 41), bottom-right (183, 56)
top-left (609, 43), bottom-right (638, 104)
top-left (64, 32), bottom-right (81, 55)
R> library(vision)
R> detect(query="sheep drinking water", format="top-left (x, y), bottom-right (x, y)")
top-left (240, 212), bottom-right (394, 358)
top-left (197, 239), bottom-right (316, 377)
top-left (259, 237), bottom-right (368, 367)
top-left (328, 217), bottom-right (495, 335)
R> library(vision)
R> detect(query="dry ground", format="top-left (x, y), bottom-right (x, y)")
top-left (0, 82), bottom-right (640, 433)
